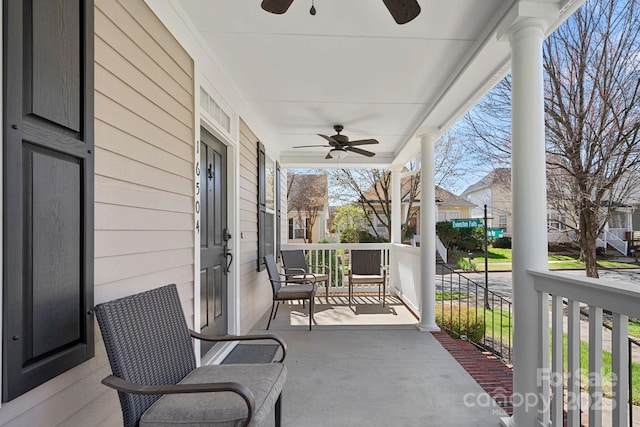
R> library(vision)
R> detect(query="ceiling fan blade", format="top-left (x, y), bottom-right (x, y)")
top-left (348, 138), bottom-right (379, 146)
top-left (346, 146), bottom-right (376, 157)
top-left (382, 0), bottom-right (421, 24)
top-left (318, 134), bottom-right (339, 145)
top-left (261, 0), bottom-right (295, 14)
top-left (292, 144), bottom-right (331, 148)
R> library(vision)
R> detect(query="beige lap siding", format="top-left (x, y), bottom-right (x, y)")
top-left (0, 0), bottom-right (195, 425)
top-left (239, 119), bottom-right (274, 333)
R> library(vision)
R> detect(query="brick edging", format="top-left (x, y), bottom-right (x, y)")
top-left (431, 331), bottom-right (514, 416)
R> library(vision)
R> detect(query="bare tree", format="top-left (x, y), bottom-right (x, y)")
top-left (462, 0), bottom-right (640, 277)
top-left (328, 133), bottom-right (466, 240)
top-left (333, 169), bottom-right (392, 239)
top-left (287, 172), bottom-right (328, 243)
top-left (544, 0), bottom-right (640, 277)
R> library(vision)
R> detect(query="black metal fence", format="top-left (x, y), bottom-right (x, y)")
top-left (435, 263), bottom-right (512, 362)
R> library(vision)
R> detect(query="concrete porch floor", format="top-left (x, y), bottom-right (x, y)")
top-left (254, 296), bottom-right (507, 426)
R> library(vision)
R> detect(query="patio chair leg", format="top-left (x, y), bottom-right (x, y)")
top-left (383, 282), bottom-right (386, 307)
top-left (267, 301), bottom-right (277, 330)
top-left (275, 393), bottom-right (282, 427)
top-left (325, 282), bottom-right (329, 303)
top-left (308, 296), bottom-right (314, 331)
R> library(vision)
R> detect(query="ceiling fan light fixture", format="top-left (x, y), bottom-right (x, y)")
top-left (329, 148), bottom-right (348, 159)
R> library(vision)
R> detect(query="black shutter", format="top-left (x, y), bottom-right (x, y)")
top-left (276, 162), bottom-right (281, 261)
top-left (3, 0), bottom-right (94, 401)
top-left (288, 218), bottom-right (294, 240)
top-left (257, 141), bottom-right (266, 271)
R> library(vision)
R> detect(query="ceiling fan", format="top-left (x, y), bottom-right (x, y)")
top-left (293, 125), bottom-right (379, 159)
top-left (261, 0), bottom-right (421, 25)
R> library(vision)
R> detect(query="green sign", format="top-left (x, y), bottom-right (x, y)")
top-left (487, 228), bottom-right (504, 238)
top-left (451, 218), bottom-right (483, 228)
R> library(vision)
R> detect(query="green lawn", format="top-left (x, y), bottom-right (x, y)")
top-left (630, 321), bottom-right (640, 339)
top-left (435, 291), bottom-right (468, 301)
top-left (480, 307), bottom-right (512, 345)
top-left (561, 333), bottom-right (640, 405)
top-left (463, 248), bottom-right (639, 271)
top-left (603, 319), bottom-right (640, 340)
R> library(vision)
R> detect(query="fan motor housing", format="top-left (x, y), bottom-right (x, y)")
top-left (332, 134), bottom-right (349, 145)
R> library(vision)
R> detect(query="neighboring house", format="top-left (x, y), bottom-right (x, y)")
top-left (460, 168), bottom-right (513, 236)
top-left (407, 185), bottom-right (476, 238)
top-left (462, 169), bottom-right (638, 253)
top-left (360, 172), bottom-right (475, 241)
top-left (286, 173), bottom-right (329, 243)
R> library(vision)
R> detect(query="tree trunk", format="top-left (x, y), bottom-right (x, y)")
top-left (579, 202), bottom-right (599, 278)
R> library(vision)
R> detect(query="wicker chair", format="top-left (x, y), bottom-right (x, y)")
top-left (94, 284), bottom-right (287, 427)
top-left (281, 249), bottom-right (330, 300)
top-left (348, 249), bottom-right (387, 307)
top-left (265, 254), bottom-right (316, 331)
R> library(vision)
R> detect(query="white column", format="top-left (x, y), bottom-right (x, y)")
top-left (509, 19), bottom-right (549, 427)
top-left (417, 131), bottom-right (439, 331)
top-left (390, 167), bottom-right (402, 299)
top-left (391, 167), bottom-right (402, 244)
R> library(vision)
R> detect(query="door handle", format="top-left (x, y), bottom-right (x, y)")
top-left (224, 247), bottom-right (233, 274)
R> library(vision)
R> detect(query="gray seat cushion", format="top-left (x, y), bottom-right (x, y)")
top-left (140, 363), bottom-right (287, 427)
top-left (276, 284), bottom-right (315, 299)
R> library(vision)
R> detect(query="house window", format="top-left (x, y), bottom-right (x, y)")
top-left (547, 213), bottom-right (566, 231)
top-left (289, 218), bottom-right (308, 240)
top-left (498, 215), bottom-right (508, 231)
top-left (438, 211), bottom-right (460, 222)
top-left (258, 143), bottom-right (279, 270)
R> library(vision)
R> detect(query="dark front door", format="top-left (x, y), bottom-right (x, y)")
top-left (199, 127), bottom-right (228, 355)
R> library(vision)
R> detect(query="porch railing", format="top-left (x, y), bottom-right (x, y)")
top-left (531, 269), bottom-right (640, 426)
top-left (392, 244), bottom-right (421, 313)
top-left (281, 243), bottom-right (391, 294)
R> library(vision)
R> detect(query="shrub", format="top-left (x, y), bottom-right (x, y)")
top-left (358, 230), bottom-right (387, 243)
top-left (456, 257), bottom-right (477, 272)
top-left (493, 236), bottom-right (512, 249)
top-left (340, 227), bottom-right (359, 243)
top-left (436, 304), bottom-right (485, 342)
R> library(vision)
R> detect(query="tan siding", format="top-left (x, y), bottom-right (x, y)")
top-left (0, 1), bottom-right (195, 425)
top-left (95, 94), bottom-right (191, 160)
top-left (95, 175), bottom-right (192, 213)
top-left (94, 1), bottom-right (192, 93)
top-left (95, 148), bottom-right (192, 194)
top-left (238, 119), bottom-right (272, 333)
top-left (95, 63), bottom-right (191, 141)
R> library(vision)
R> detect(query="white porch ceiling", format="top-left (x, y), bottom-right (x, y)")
top-left (175, 0), bottom-right (583, 168)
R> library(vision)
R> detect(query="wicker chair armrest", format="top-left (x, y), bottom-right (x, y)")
top-left (102, 375), bottom-right (255, 426)
top-left (189, 331), bottom-right (287, 362)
